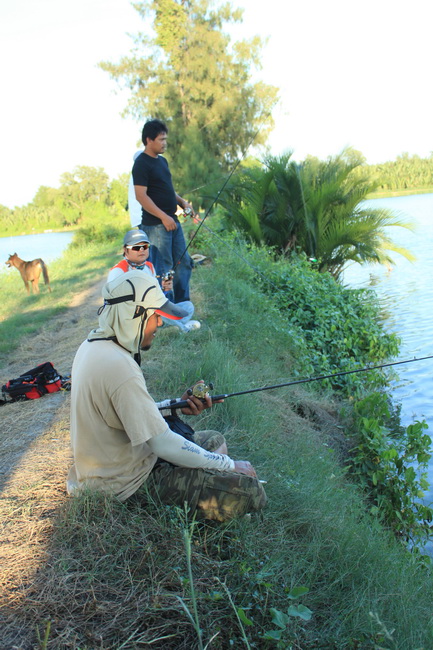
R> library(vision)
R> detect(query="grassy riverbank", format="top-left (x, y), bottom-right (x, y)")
top-left (1, 233), bottom-right (433, 648)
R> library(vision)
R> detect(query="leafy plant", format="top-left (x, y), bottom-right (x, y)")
top-left (235, 246), bottom-right (400, 396)
top-left (263, 586), bottom-right (313, 645)
top-left (347, 392), bottom-right (433, 545)
top-left (217, 148), bottom-right (415, 278)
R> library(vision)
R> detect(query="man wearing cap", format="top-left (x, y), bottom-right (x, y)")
top-left (67, 271), bottom-right (266, 521)
top-left (132, 119), bottom-right (194, 305)
top-left (107, 229), bottom-right (200, 333)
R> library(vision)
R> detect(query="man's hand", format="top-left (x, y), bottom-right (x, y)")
top-left (233, 461), bottom-right (258, 477)
top-left (161, 215), bottom-right (177, 231)
top-left (162, 277), bottom-right (173, 292)
top-left (180, 391), bottom-right (212, 416)
top-left (183, 201), bottom-right (194, 215)
top-left (179, 382), bottom-right (224, 416)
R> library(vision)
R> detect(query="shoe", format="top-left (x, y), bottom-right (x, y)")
top-left (182, 320), bottom-right (201, 332)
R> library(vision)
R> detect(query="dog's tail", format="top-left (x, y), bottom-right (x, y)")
top-left (39, 260), bottom-right (52, 293)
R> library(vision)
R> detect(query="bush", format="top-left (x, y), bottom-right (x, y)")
top-left (347, 392), bottom-right (432, 546)
top-left (205, 237), bottom-right (400, 397)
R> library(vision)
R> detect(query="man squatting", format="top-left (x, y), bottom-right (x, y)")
top-left (108, 228), bottom-right (200, 333)
top-left (67, 271), bottom-right (267, 521)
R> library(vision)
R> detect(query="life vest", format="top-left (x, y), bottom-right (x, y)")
top-left (110, 259), bottom-right (156, 275)
top-left (1, 362), bottom-right (70, 405)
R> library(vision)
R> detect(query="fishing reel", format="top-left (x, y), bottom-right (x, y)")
top-left (181, 206), bottom-right (194, 219)
top-left (161, 269), bottom-right (175, 283)
top-left (187, 380), bottom-right (214, 399)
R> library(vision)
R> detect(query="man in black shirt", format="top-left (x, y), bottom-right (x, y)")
top-left (132, 119), bottom-right (196, 307)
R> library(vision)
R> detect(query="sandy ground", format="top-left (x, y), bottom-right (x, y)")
top-left (0, 279), bottom-right (104, 622)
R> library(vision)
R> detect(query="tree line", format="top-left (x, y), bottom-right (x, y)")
top-left (0, 166), bottom-right (129, 236)
top-left (1, 0), bottom-right (430, 276)
top-left (366, 152), bottom-right (433, 192)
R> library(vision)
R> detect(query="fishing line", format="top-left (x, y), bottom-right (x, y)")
top-left (156, 354), bottom-right (433, 410)
top-left (183, 174), bottom-right (232, 197)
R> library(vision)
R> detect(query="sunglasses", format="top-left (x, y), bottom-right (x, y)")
top-left (126, 244), bottom-right (149, 251)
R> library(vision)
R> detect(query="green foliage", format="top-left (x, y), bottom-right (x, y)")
top-left (367, 152), bottom-right (433, 193)
top-left (226, 243), bottom-right (401, 396)
top-left (217, 149), bottom-right (415, 279)
top-left (347, 392), bottom-right (433, 546)
top-left (0, 166), bottom-right (129, 236)
top-left (263, 587), bottom-right (313, 644)
top-left (59, 165), bottom-right (109, 218)
top-left (99, 0), bottom-right (278, 199)
top-left (109, 173), bottom-right (129, 209)
top-left (70, 221), bottom-right (126, 247)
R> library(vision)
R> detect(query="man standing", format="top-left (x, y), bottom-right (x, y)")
top-left (132, 119), bottom-right (194, 305)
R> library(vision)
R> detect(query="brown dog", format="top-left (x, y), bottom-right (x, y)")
top-left (5, 253), bottom-right (52, 294)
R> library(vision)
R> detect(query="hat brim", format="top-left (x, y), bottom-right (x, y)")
top-left (155, 299), bottom-right (189, 321)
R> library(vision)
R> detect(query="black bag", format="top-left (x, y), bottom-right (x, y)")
top-left (163, 413), bottom-right (195, 442)
top-left (1, 362), bottom-right (69, 406)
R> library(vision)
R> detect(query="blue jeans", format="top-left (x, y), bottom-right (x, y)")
top-left (143, 222), bottom-right (193, 303)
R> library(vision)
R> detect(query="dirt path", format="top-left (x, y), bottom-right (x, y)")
top-left (0, 279), bottom-right (104, 633)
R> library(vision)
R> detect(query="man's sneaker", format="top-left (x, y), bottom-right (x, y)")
top-left (182, 320), bottom-right (201, 332)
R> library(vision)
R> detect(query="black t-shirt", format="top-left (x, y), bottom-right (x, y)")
top-left (132, 153), bottom-right (178, 226)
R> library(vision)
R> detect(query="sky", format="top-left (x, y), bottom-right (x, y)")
top-left (0, 0), bottom-right (431, 209)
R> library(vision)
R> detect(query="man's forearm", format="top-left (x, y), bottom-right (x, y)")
top-left (175, 193), bottom-right (187, 209)
top-left (147, 427), bottom-right (235, 471)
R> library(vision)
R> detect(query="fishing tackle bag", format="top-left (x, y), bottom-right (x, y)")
top-left (1, 362), bottom-right (69, 405)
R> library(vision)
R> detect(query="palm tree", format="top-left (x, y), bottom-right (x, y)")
top-left (217, 148), bottom-right (414, 280)
top-left (216, 153), bottom-right (305, 251)
top-left (297, 150), bottom-right (415, 279)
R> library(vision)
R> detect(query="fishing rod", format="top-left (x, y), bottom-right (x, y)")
top-left (156, 354), bottom-right (433, 411)
top-left (174, 111), bottom-right (274, 269)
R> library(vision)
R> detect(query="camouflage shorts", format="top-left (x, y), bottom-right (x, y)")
top-left (145, 430), bottom-right (267, 522)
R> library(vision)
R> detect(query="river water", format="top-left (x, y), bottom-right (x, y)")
top-left (342, 193), bottom-right (433, 500)
top-left (0, 231), bottom-right (74, 272)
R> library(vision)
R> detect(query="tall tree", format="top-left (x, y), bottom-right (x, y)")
top-left (100, 0), bottom-right (278, 197)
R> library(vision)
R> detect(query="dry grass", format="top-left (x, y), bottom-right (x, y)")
top-left (0, 279), bottom-right (104, 647)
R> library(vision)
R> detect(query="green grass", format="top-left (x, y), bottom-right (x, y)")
top-left (4, 233), bottom-right (433, 648)
top-left (0, 239), bottom-right (121, 360)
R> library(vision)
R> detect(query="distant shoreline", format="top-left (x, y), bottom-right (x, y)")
top-left (367, 187), bottom-right (433, 199)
